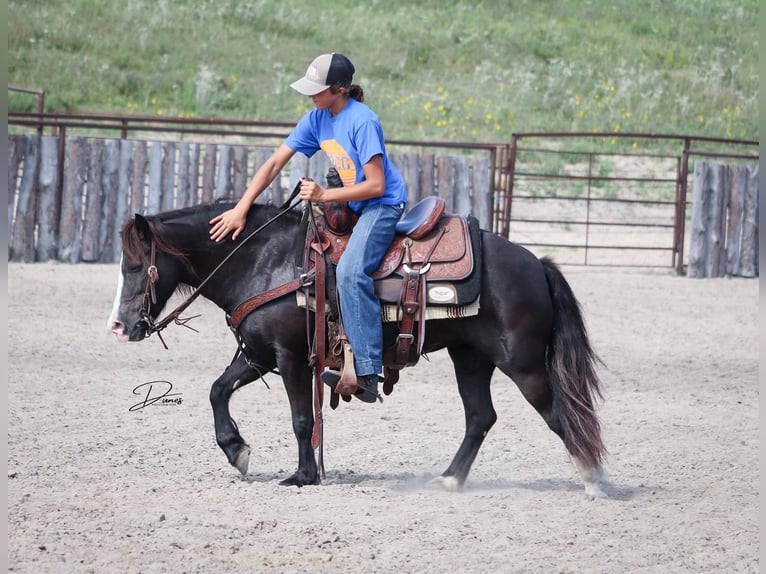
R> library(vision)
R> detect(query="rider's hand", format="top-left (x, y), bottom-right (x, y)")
top-left (298, 178), bottom-right (327, 203)
top-left (209, 206), bottom-right (247, 242)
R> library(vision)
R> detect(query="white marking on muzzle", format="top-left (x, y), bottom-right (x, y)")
top-left (108, 255), bottom-right (129, 342)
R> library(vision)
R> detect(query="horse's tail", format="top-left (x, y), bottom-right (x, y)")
top-left (541, 256), bottom-right (606, 468)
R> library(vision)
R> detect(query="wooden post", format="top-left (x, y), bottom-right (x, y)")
top-left (58, 137), bottom-right (88, 263)
top-left (160, 142), bottom-right (176, 211)
top-left (147, 141), bottom-right (163, 215)
top-left (419, 153), bottom-right (435, 199)
top-left (130, 141), bottom-right (147, 215)
top-left (706, 163), bottom-right (727, 277)
top-left (98, 139), bottom-right (121, 262)
top-left (725, 165), bottom-right (746, 276)
top-left (189, 143), bottom-right (200, 205)
top-left (35, 135), bottom-right (61, 261)
top-left (750, 165), bottom-right (759, 276)
top-left (81, 139), bottom-right (104, 262)
top-left (394, 152), bottom-right (422, 205)
top-left (687, 161), bottom-right (709, 277)
top-left (233, 146), bottom-right (248, 198)
top-left (453, 155), bottom-right (472, 216)
top-left (739, 165), bottom-right (759, 277)
top-left (436, 156), bottom-right (455, 210)
top-left (11, 135), bottom-right (40, 261)
top-left (201, 144), bottom-right (216, 203)
top-left (114, 140), bottom-right (134, 261)
top-left (472, 157), bottom-right (492, 230)
top-left (8, 134), bottom-right (24, 238)
top-left (177, 142), bottom-right (191, 208)
top-left (215, 145), bottom-right (232, 200)
top-left (254, 147), bottom-right (281, 205)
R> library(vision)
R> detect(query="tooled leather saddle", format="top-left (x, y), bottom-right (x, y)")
top-left (296, 180), bottom-right (482, 400)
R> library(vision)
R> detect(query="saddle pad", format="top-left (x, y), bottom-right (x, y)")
top-left (296, 291), bottom-right (480, 323)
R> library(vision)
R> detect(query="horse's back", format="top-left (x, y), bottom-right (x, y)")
top-left (480, 231), bottom-right (552, 311)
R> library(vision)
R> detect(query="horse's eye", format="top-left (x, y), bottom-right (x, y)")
top-left (124, 262), bottom-right (144, 274)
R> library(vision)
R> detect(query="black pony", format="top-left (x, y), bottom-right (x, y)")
top-left (108, 201), bottom-right (608, 498)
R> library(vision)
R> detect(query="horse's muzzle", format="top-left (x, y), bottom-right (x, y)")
top-left (129, 319), bottom-right (151, 341)
top-left (109, 319), bottom-right (148, 342)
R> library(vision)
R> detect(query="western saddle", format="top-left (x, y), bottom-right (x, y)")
top-left (300, 183), bottom-right (478, 404)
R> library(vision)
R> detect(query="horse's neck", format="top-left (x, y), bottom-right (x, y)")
top-left (183, 216), bottom-right (299, 311)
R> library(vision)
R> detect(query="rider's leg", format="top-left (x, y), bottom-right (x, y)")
top-left (336, 202), bottom-right (403, 398)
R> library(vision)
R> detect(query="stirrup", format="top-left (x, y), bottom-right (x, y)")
top-left (320, 370), bottom-right (382, 404)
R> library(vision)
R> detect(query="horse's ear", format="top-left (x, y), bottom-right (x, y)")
top-left (134, 214), bottom-right (150, 240)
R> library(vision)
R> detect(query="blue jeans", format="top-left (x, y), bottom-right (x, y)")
top-left (336, 202), bottom-right (404, 377)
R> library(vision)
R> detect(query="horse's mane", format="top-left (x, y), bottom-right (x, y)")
top-left (120, 201), bottom-right (302, 268)
top-left (120, 217), bottom-right (190, 267)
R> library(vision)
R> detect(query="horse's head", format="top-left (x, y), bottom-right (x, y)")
top-left (107, 214), bottom-right (188, 342)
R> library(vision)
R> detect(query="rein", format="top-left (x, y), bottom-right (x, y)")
top-left (138, 183), bottom-right (303, 348)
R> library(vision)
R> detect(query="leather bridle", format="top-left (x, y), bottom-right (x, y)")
top-left (138, 240), bottom-right (159, 325)
top-left (134, 184), bottom-right (303, 349)
top-left (136, 238), bottom-right (199, 349)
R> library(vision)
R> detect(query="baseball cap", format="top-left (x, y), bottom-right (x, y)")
top-left (290, 53), bottom-right (355, 96)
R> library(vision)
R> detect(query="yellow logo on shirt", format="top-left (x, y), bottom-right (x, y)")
top-left (320, 140), bottom-right (356, 186)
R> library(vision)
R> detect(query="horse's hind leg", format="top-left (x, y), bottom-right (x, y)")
top-left (500, 351), bottom-right (608, 499)
top-left (431, 344), bottom-right (497, 491)
top-left (209, 354), bottom-right (260, 476)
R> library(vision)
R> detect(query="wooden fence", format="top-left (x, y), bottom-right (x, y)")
top-left (7, 134), bottom-right (492, 263)
top-left (687, 161), bottom-right (759, 278)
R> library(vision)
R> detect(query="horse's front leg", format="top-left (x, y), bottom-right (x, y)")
top-left (209, 354), bottom-right (261, 476)
top-left (277, 350), bottom-right (319, 487)
top-left (430, 344), bottom-right (497, 491)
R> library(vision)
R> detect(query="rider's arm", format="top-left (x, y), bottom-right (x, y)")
top-left (298, 154), bottom-right (385, 203)
top-left (209, 143), bottom-right (296, 241)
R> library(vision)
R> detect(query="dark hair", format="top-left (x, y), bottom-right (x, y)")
top-left (348, 84), bottom-right (364, 102)
top-left (332, 83), bottom-right (364, 102)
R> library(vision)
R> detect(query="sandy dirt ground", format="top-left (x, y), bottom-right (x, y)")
top-left (7, 260), bottom-right (759, 573)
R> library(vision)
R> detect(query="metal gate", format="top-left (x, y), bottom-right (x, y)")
top-left (502, 132), bottom-right (758, 272)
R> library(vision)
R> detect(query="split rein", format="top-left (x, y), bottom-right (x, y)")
top-left (138, 183), bottom-right (305, 349)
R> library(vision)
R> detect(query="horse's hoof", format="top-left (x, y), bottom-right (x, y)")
top-left (279, 472), bottom-right (319, 487)
top-left (233, 447), bottom-right (250, 476)
top-left (427, 475), bottom-right (460, 492)
top-left (573, 460), bottom-right (609, 499)
top-left (585, 483), bottom-right (609, 499)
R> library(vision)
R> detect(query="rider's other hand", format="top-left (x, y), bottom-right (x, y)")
top-left (209, 208), bottom-right (246, 242)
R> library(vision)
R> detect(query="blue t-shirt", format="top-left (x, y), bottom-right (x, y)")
top-left (285, 98), bottom-right (407, 213)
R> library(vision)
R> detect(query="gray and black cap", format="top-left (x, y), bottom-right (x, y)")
top-left (290, 53), bottom-right (355, 96)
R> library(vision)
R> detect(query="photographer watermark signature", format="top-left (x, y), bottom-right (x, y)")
top-left (129, 381), bottom-right (183, 412)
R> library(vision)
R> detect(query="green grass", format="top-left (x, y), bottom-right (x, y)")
top-left (8, 0), bottom-right (759, 142)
